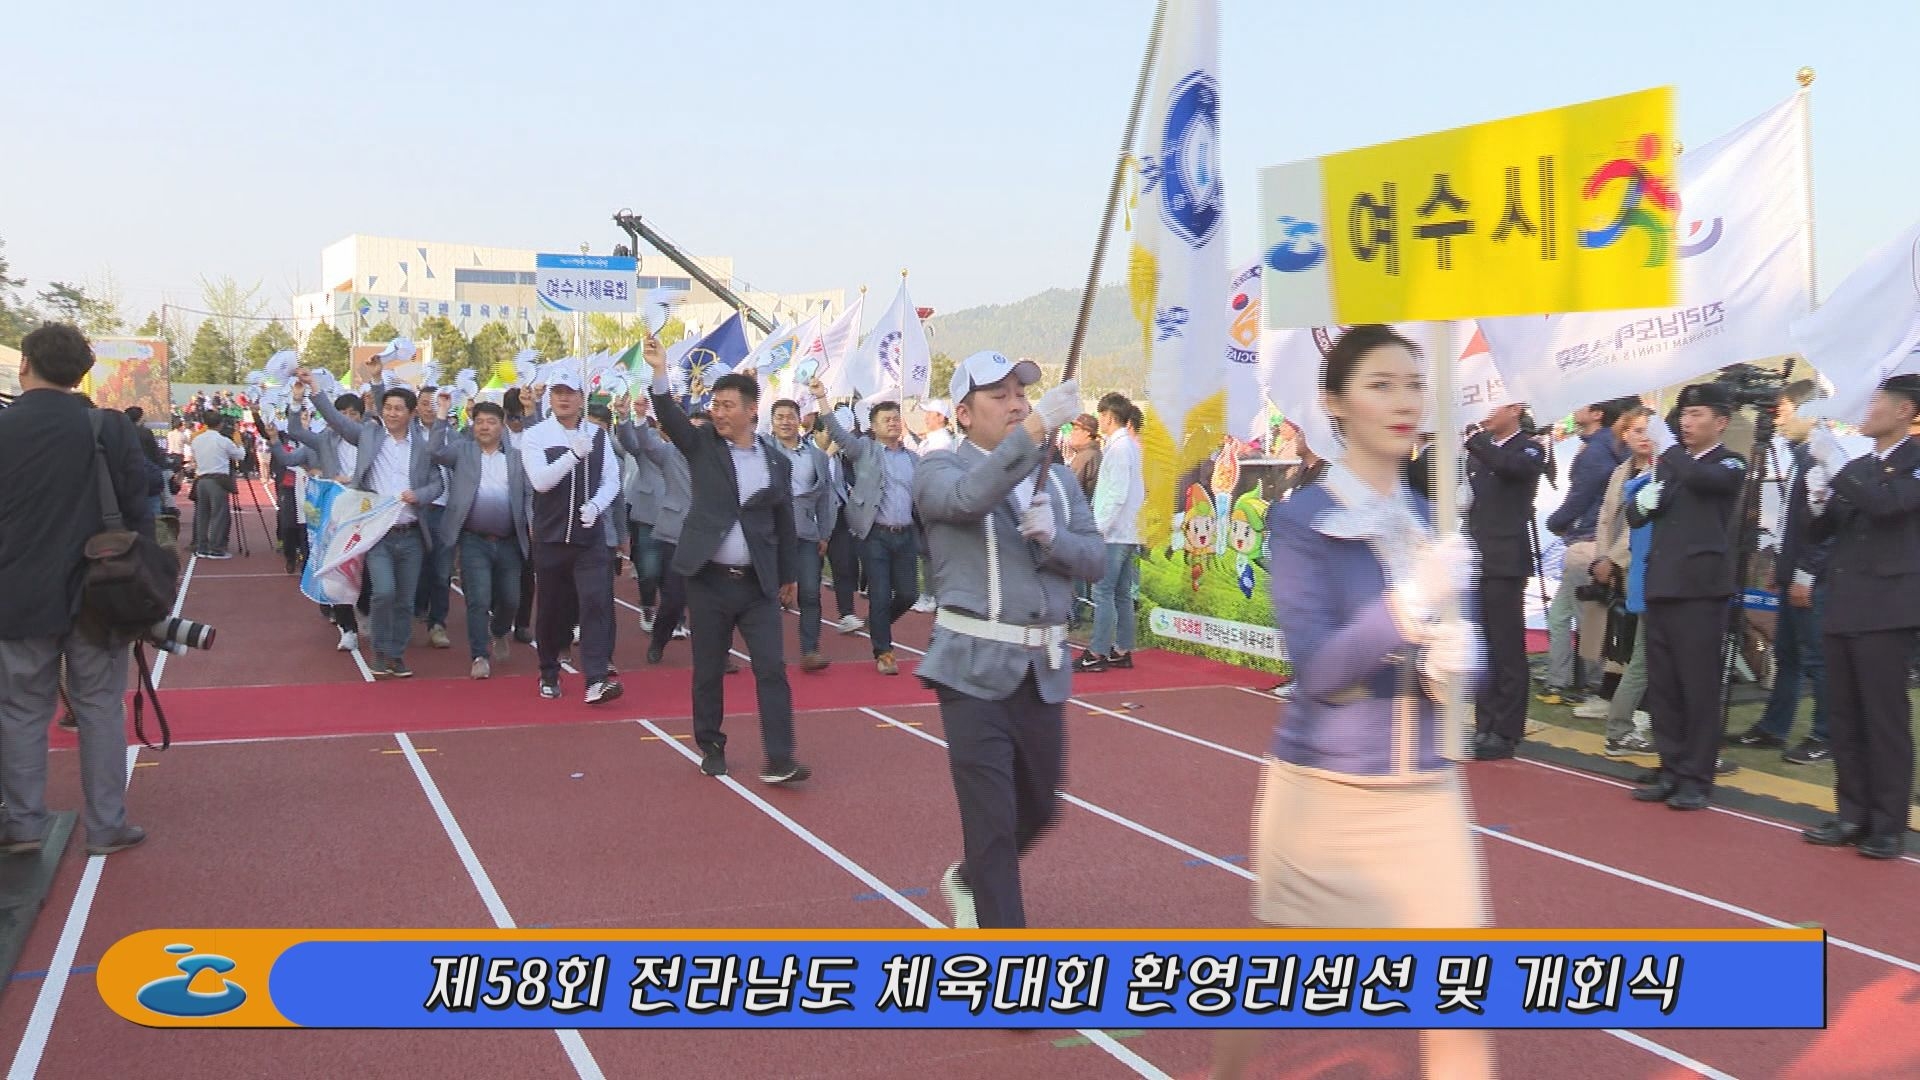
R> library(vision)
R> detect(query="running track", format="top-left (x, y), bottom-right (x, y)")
top-left (1, 480), bottom-right (1913, 1079)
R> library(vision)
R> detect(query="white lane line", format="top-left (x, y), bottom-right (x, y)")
top-left (396, 733), bottom-right (606, 1080)
top-left (859, 704), bottom-right (1740, 1078)
top-left (633, 718), bottom-right (1170, 1080)
top-left (9, 551), bottom-right (201, 1076)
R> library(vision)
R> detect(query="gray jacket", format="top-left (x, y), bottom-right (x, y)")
top-left (911, 428), bottom-right (1104, 704)
top-left (312, 391), bottom-right (447, 549)
top-left (628, 422), bottom-right (692, 546)
top-left (285, 407), bottom-right (353, 480)
top-left (763, 435), bottom-right (838, 543)
top-left (821, 410), bottom-right (905, 541)
top-left (427, 421), bottom-right (531, 558)
top-left (614, 421), bottom-right (666, 527)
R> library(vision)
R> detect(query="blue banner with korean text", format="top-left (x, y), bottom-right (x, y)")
top-left (98, 929), bottom-right (1823, 1030)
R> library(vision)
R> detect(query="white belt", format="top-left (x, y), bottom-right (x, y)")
top-left (934, 609), bottom-right (1068, 670)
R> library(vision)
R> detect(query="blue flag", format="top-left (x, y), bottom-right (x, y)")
top-left (672, 312), bottom-right (750, 411)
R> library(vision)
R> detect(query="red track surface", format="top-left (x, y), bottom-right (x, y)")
top-left (4, 483), bottom-right (1914, 1079)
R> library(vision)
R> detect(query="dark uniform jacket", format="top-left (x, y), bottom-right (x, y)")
top-left (1810, 437), bottom-right (1920, 635)
top-left (1628, 442), bottom-right (1746, 601)
top-left (1466, 431), bottom-right (1550, 579)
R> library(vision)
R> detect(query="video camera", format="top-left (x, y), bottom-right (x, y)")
top-left (1713, 363), bottom-right (1790, 412)
top-left (148, 615), bottom-right (216, 655)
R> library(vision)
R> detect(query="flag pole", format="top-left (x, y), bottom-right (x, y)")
top-left (1796, 66), bottom-right (1819, 312)
top-left (1062, 0), bottom-right (1169, 385)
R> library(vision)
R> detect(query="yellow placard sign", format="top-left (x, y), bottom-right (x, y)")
top-left (1261, 87), bottom-right (1680, 326)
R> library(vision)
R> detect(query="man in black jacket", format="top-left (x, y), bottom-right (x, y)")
top-left (0, 323), bottom-right (150, 856)
top-left (1627, 382), bottom-right (1745, 810)
top-left (1800, 375), bottom-right (1920, 859)
top-left (1466, 403), bottom-right (1552, 760)
top-left (640, 337), bottom-right (808, 785)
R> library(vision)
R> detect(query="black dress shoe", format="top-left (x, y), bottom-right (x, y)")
top-left (1474, 735), bottom-right (1517, 761)
top-left (1729, 725), bottom-right (1785, 749)
top-left (1632, 780), bottom-right (1676, 803)
top-left (1802, 820), bottom-right (1866, 847)
top-left (1858, 834), bottom-right (1905, 860)
top-left (1666, 790), bottom-right (1709, 811)
top-left (1634, 767), bottom-right (1662, 785)
top-left (646, 645), bottom-right (664, 665)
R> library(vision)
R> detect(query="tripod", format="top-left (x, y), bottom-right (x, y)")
top-left (226, 468), bottom-right (274, 558)
top-left (1717, 362), bottom-right (1796, 737)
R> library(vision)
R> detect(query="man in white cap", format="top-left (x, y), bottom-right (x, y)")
top-left (521, 363), bottom-right (623, 705)
top-left (912, 352), bottom-right (1100, 928)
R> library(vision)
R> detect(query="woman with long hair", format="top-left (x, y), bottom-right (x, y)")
top-left (1211, 324), bottom-right (1495, 1079)
top-left (1586, 405), bottom-right (1659, 755)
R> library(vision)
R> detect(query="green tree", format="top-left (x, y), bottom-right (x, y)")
top-left (242, 321), bottom-right (298, 373)
top-left (532, 319), bottom-right (569, 361)
top-left (363, 321), bottom-right (400, 344)
top-left (134, 311), bottom-right (184, 378)
top-left (302, 323), bottom-right (351, 377)
top-left (181, 321), bottom-right (237, 384)
top-left (0, 238), bottom-right (35, 348)
top-left (587, 313), bottom-right (647, 353)
top-left (929, 352), bottom-right (955, 402)
top-left (198, 275), bottom-right (269, 355)
top-left (415, 316), bottom-right (471, 379)
top-left (38, 281), bottom-right (124, 338)
top-left (469, 321), bottom-right (516, 378)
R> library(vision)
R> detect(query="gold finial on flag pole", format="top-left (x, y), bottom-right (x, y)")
top-left (1796, 66), bottom-right (1815, 88)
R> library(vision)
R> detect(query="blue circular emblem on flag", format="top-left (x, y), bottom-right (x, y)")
top-left (1158, 71), bottom-right (1222, 250)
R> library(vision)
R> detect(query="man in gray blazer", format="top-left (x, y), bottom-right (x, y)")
top-left (812, 378), bottom-right (921, 675)
top-left (911, 352), bottom-right (1097, 930)
top-left (306, 380), bottom-right (446, 678)
top-left (430, 401), bottom-right (530, 679)
top-left (618, 397), bottom-right (698, 664)
top-left (767, 398), bottom-right (838, 671)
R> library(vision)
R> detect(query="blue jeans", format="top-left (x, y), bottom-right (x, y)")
top-left (861, 526), bottom-right (919, 656)
top-left (1758, 584), bottom-right (1830, 742)
top-left (1091, 542), bottom-right (1138, 655)
top-left (795, 540), bottom-right (824, 655)
top-left (458, 532), bottom-right (523, 660)
top-left (414, 504), bottom-right (454, 628)
top-left (367, 527), bottom-right (426, 660)
top-left (628, 522), bottom-right (662, 607)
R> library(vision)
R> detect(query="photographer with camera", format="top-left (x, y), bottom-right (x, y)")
top-left (189, 411), bottom-right (244, 559)
top-left (1627, 383), bottom-right (1746, 811)
top-left (1538, 399), bottom-right (1631, 706)
top-left (1464, 401), bottom-right (1552, 761)
top-left (0, 323), bottom-right (150, 856)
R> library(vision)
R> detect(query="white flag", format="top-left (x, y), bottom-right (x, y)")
top-left (1480, 95), bottom-right (1811, 423)
top-left (1134, 0), bottom-right (1227, 453)
top-left (1793, 220), bottom-right (1920, 425)
top-left (815, 292), bottom-right (865, 398)
top-left (853, 280), bottom-right (931, 399)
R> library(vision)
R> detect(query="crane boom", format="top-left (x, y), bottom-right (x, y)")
top-left (612, 211), bottom-right (775, 334)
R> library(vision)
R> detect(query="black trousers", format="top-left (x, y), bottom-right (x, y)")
top-left (1644, 597), bottom-right (1730, 794)
top-left (650, 540), bottom-right (690, 654)
top-left (825, 513), bottom-right (860, 618)
top-left (685, 564), bottom-right (794, 766)
top-left (1824, 629), bottom-right (1917, 838)
top-left (1475, 575), bottom-right (1529, 742)
top-left (514, 557), bottom-right (535, 634)
top-left (936, 672), bottom-right (1064, 929)
top-left (533, 541), bottom-right (613, 682)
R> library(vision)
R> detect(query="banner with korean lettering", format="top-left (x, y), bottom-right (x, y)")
top-left (1481, 95), bottom-right (1812, 425)
top-left (535, 254), bottom-right (638, 314)
top-left (97, 928), bottom-right (1823, 1030)
top-left (1261, 86), bottom-right (1679, 327)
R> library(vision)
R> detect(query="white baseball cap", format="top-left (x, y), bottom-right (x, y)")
top-left (949, 351), bottom-right (1041, 405)
top-left (919, 398), bottom-right (950, 417)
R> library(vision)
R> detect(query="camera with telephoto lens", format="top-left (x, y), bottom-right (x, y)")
top-left (149, 616), bottom-right (215, 654)
top-left (1714, 363), bottom-right (1789, 411)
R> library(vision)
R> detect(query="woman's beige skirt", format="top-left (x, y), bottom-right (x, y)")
top-left (1249, 758), bottom-right (1492, 929)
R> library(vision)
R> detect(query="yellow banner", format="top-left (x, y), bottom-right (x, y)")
top-left (1298, 87), bottom-right (1680, 323)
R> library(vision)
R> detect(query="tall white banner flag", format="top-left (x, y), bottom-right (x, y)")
top-left (1793, 220), bottom-right (1920, 425)
top-left (1134, 0), bottom-right (1227, 453)
top-left (815, 292), bottom-right (865, 399)
top-left (853, 280), bottom-right (931, 400)
top-left (1479, 95), bottom-right (1811, 422)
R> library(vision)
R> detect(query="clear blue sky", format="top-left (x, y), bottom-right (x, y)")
top-left (3, 0), bottom-right (1913, 321)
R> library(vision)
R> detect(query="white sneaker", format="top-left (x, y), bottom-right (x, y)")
top-left (836, 614), bottom-right (864, 634)
top-left (337, 630), bottom-right (358, 651)
top-left (672, 624), bottom-right (689, 640)
top-left (1573, 697), bottom-right (1611, 720)
top-left (940, 863), bottom-right (977, 929)
top-left (470, 657), bottom-right (490, 680)
top-left (912, 595), bottom-right (938, 613)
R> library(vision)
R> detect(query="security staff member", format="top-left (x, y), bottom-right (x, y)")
top-left (1465, 403), bottom-right (1551, 760)
top-left (1627, 382), bottom-right (1745, 810)
top-left (1801, 374), bottom-right (1920, 859)
top-left (912, 352), bottom-right (1098, 929)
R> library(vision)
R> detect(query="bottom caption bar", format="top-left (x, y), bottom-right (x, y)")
top-left (97, 929), bottom-right (1825, 1030)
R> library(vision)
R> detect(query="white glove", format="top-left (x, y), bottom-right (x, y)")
top-left (1804, 462), bottom-right (1832, 514)
top-left (1423, 618), bottom-right (1486, 684)
top-left (579, 503), bottom-right (601, 529)
top-left (1634, 481), bottom-right (1664, 514)
top-left (1807, 422), bottom-right (1847, 472)
top-left (1033, 379), bottom-right (1081, 433)
top-left (567, 428), bottom-right (594, 458)
top-left (1455, 480), bottom-right (1475, 515)
top-left (1647, 416), bottom-right (1677, 456)
top-left (1413, 533), bottom-right (1477, 611)
top-left (1018, 485), bottom-right (1056, 546)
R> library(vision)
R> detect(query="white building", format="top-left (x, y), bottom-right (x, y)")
top-left (293, 234), bottom-right (843, 348)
